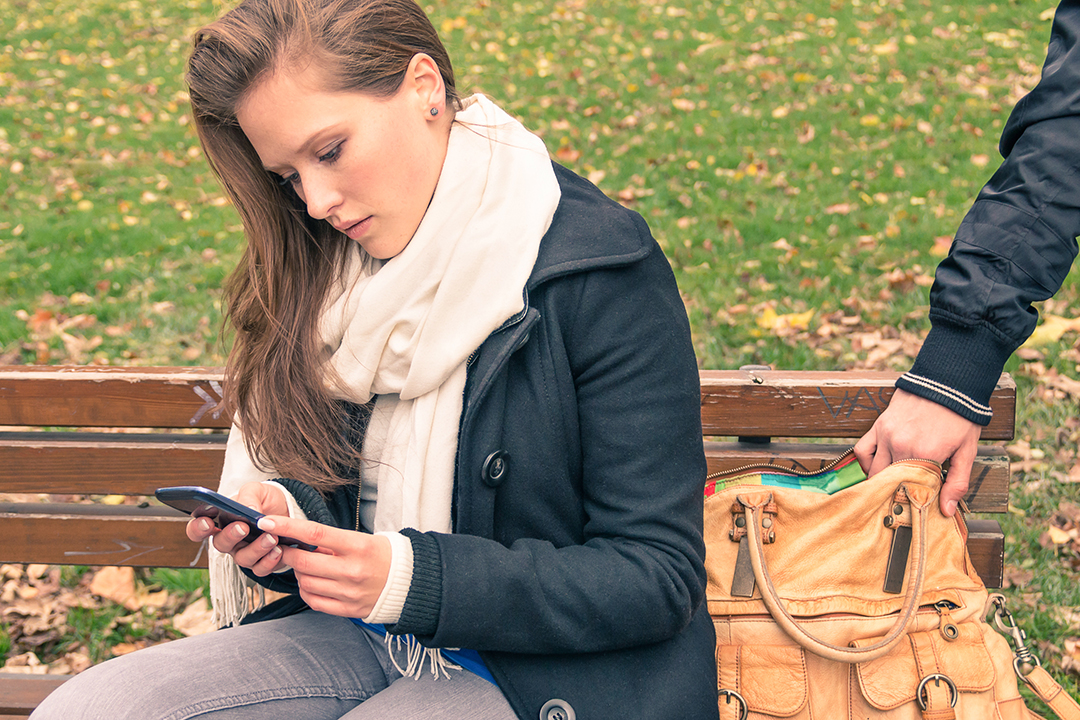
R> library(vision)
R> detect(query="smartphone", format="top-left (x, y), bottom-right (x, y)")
top-left (155, 486), bottom-right (316, 551)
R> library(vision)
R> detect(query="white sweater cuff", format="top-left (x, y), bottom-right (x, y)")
top-left (361, 531), bottom-right (414, 625)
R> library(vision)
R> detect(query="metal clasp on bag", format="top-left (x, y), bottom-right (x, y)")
top-left (882, 487), bottom-right (912, 594)
top-left (916, 674), bottom-right (958, 710)
top-left (729, 496), bottom-right (776, 598)
top-left (717, 689), bottom-right (749, 720)
top-left (990, 594), bottom-right (1042, 681)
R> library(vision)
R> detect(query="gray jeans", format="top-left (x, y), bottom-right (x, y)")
top-left (30, 610), bottom-right (517, 720)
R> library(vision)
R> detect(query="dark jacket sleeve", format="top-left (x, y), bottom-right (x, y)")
top-left (899, 0), bottom-right (1080, 423)
top-left (393, 243), bottom-right (708, 654)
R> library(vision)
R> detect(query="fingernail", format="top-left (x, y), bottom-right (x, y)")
top-left (945, 500), bottom-right (957, 516)
top-left (200, 518), bottom-right (214, 532)
top-left (257, 517), bottom-right (276, 532)
top-left (261, 534), bottom-right (277, 549)
top-left (234, 524), bottom-right (248, 538)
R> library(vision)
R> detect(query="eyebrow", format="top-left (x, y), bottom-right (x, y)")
top-left (261, 130), bottom-right (338, 173)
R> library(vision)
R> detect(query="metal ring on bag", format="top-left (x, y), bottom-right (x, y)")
top-left (916, 674), bottom-right (958, 710)
top-left (717, 690), bottom-right (749, 720)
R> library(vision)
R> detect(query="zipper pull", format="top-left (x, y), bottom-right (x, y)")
top-left (934, 600), bottom-right (960, 641)
top-left (883, 488), bottom-right (913, 594)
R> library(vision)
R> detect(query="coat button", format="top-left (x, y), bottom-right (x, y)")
top-left (481, 450), bottom-right (510, 487)
top-left (539, 699), bottom-right (575, 720)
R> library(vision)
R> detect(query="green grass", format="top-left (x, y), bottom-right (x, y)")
top-left (1, 0), bottom-right (1078, 701)
top-left (146, 568), bottom-right (210, 600)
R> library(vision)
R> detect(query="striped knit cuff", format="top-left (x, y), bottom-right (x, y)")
top-left (361, 531), bottom-right (414, 625)
top-left (895, 372), bottom-right (994, 425)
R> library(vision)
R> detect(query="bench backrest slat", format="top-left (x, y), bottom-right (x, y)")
top-left (0, 432), bottom-right (225, 495)
top-left (0, 367), bottom-right (230, 429)
top-left (0, 503), bottom-right (202, 568)
top-left (698, 370), bottom-right (1015, 440)
top-left (1, 367), bottom-right (1016, 439)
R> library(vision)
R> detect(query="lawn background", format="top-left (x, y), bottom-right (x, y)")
top-left (1, 0), bottom-right (1078, 706)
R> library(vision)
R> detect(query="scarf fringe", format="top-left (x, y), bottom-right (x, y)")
top-left (209, 543), bottom-right (265, 628)
top-left (385, 633), bottom-right (463, 681)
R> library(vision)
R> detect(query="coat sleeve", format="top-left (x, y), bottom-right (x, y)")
top-left (898, 0), bottom-right (1080, 423)
top-left (389, 239), bottom-right (708, 654)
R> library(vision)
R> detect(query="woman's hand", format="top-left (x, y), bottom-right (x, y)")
top-left (254, 515), bottom-right (392, 619)
top-left (854, 388), bottom-right (981, 517)
top-left (184, 481), bottom-right (290, 576)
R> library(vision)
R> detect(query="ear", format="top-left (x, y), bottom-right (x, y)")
top-left (404, 53), bottom-right (447, 119)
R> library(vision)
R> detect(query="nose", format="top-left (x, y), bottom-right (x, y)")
top-left (299, 174), bottom-right (342, 221)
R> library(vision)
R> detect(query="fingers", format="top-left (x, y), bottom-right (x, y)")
top-left (185, 516), bottom-right (216, 543)
top-left (939, 435), bottom-right (977, 517)
top-left (257, 515), bottom-right (334, 553)
top-left (853, 429), bottom-right (876, 475)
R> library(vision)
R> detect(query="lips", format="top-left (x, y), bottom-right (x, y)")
top-left (336, 216), bottom-right (372, 240)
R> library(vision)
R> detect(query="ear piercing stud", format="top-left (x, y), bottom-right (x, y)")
top-left (430, 107), bottom-right (439, 116)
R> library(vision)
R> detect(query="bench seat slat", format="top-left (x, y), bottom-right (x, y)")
top-left (0, 673), bottom-right (69, 716)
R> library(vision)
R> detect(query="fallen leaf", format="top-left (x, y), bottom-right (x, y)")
top-left (89, 567), bottom-right (138, 610)
top-left (1023, 314), bottom-right (1080, 347)
top-left (825, 203), bottom-right (854, 215)
top-left (171, 597), bottom-right (215, 636)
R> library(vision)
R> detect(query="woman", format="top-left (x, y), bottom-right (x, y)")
top-left (32, 0), bottom-right (718, 717)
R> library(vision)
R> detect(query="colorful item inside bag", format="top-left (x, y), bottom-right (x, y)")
top-left (704, 450), bottom-right (865, 498)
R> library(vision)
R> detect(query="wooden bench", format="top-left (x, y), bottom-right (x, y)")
top-left (0, 365), bottom-right (1015, 717)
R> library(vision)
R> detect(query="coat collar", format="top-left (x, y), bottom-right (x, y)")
top-left (527, 163), bottom-right (654, 290)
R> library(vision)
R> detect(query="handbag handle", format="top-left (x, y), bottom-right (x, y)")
top-left (740, 487), bottom-right (929, 664)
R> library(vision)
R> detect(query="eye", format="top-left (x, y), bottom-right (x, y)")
top-left (318, 143), bottom-right (342, 164)
top-left (275, 171), bottom-right (300, 188)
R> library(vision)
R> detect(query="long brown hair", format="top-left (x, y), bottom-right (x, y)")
top-left (187, 0), bottom-right (459, 490)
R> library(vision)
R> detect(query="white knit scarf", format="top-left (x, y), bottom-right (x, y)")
top-left (209, 94), bottom-right (561, 628)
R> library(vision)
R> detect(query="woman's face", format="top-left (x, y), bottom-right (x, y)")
top-left (237, 56), bottom-right (449, 260)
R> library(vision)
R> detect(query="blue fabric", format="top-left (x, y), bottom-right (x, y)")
top-left (351, 619), bottom-right (496, 685)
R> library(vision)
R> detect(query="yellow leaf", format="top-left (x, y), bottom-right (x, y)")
top-left (872, 39), bottom-right (898, 55)
top-left (860, 114), bottom-right (881, 127)
top-left (1047, 526), bottom-right (1071, 545)
top-left (757, 307), bottom-right (814, 332)
top-left (101, 495), bottom-right (126, 505)
top-left (1023, 315), bottom-right (1080, 347)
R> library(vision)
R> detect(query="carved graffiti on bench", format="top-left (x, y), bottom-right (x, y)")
top-left (189, 381), bottom-right (224, 426)
top-left (816, 386), bottom-right (891, 420)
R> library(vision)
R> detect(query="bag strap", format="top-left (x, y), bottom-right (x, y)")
top-left (989, 595), bottom-right (1080, 719)
top-left (740, 488), bottom-right (930, 664)
top-left (1026, 667), bottom-right (1080, 720)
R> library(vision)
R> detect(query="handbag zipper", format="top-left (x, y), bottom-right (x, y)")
top-left (705, 448), bottom-right (941, 482)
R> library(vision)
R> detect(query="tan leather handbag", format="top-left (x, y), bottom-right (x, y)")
top-left (704, 453), bottom-right (1080, 720)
